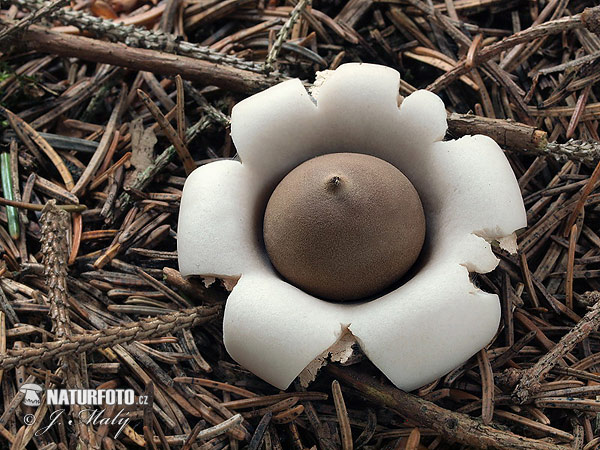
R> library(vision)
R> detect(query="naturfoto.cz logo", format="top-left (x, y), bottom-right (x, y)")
top-left (19, 384), bottom-right (148, 438)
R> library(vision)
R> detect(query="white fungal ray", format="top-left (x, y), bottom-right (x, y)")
top-left (347, 262), bottom-right (500, 391)
top-left (230, 79), bottom-right (321, 189)
top-left (178, 160), bottom-right (270, 278)
top-left (223, 272), bottom-right (345, 389)
top-left (178, 63), bottom-right (527, 391)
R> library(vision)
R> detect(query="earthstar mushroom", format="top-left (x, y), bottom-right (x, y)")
top-left (178, 63), bottom-right (527, 390)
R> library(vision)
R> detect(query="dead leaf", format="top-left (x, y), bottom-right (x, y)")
top-left (110, 0), bottom-right (139, 13)
top-left (90, 0), bottom-right (118, 19)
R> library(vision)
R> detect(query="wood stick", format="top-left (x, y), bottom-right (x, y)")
top-left (21, 27), bottom-right (276, 93)
top-left (447, 113), bottom-right (547, 151)
top-left (328, 365), bottom-right (570, 450)
top-left (447, 114), bottom-right (600, 163)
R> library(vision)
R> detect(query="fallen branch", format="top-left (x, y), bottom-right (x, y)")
top-left (328, 365), bottom-right (570, 450)
top-left (447, 113), bottom-right (547, 152)
top-left (447, 114), bottom-right (600, 164)
top-left (21, 27), bottom-right (276, 93)
top-left (10, 0), bottom-right (267, 73)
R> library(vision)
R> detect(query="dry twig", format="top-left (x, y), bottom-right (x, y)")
top-left (513, 292), bottom-right (600, 404)
top-left (329, 365), bottom-right (570, 450)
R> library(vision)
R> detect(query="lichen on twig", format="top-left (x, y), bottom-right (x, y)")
top-left (7, 0), bottom-right (271, 74)
top-left (0, 304), bottom-right (221, 371)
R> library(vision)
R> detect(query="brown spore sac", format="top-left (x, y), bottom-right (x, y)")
top-left (263, 152), bottom-right (426, 302)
